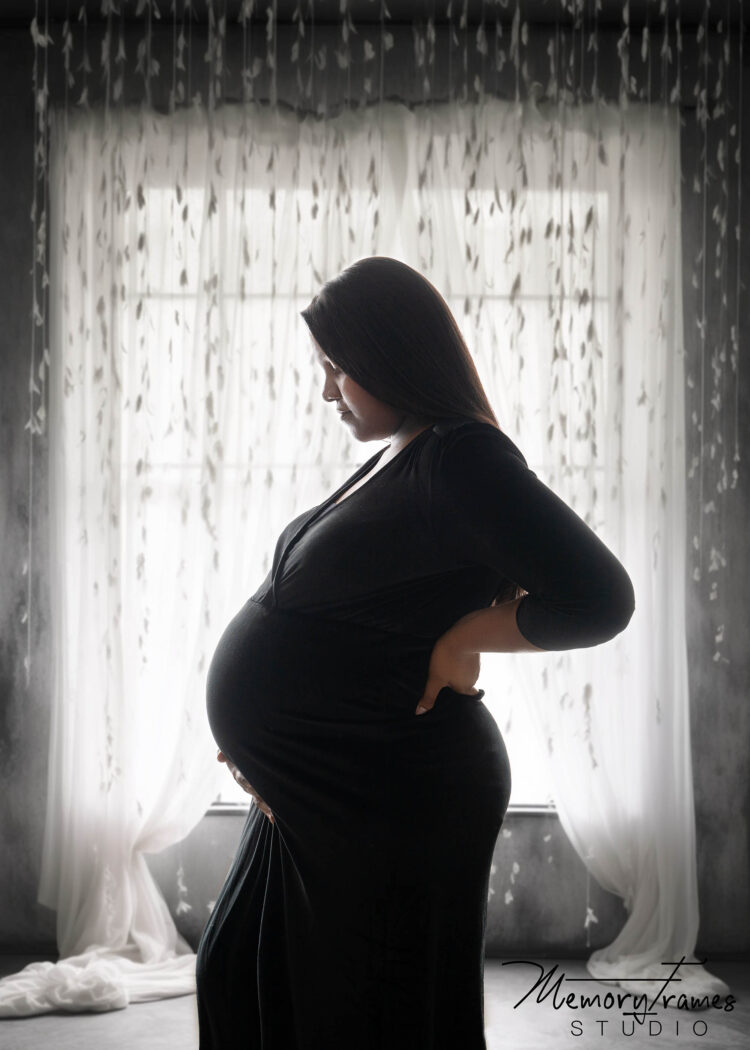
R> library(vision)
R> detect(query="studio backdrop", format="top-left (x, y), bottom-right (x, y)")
top-left (0, 1), bottom-right (742, 1017)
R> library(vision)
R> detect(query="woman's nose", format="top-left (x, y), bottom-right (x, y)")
top-left (322, 375), bottom-right (340, 402)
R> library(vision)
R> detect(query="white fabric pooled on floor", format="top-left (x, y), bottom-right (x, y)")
top-left (0, 947), bottom-right (195, 1017)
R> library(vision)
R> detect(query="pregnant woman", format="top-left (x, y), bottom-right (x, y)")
top-left (195, 257), bottom-right (635, 1049)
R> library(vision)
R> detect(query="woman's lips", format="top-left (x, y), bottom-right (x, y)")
top-left (338, 409), bottom-right (352, 419)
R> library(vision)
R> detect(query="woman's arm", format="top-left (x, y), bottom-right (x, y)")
top-left (416, 598), bottom-right (545, 712)
top-left (431, 422), bottom-right (635, 650)
top-left (416, 422), bottom-right (635, 713)
top-left (441, 597), bottom-right (548, 655)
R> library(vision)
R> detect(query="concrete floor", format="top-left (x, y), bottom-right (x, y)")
top-left (0, 957), bottom-right (747, 1049)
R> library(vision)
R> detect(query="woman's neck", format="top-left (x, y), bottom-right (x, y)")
top-left (385, 419), bottom-right (433, 458)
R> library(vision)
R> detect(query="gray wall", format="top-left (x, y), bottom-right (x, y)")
top-left (146, 809), bottom-right (627, 959)
top-left (0, 23), bottom-right (747, 960)
top-left (682, 45), bottom-right (750, 958)
top-left (0, 31), bottom-right (55, 952)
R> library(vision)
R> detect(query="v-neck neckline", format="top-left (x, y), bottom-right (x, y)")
top-left (269, 424), bottom-right (436, 604)
top-left (321, 424), bottom-right (434, 515)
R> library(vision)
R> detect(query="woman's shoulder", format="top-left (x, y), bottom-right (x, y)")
top-left (429, 417), bottom-right (529, 469)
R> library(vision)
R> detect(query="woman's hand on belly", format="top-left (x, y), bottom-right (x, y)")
top-left (217, 750), bottom-right (275, 824)
top-left (415, 634), bottom-right (481, 714)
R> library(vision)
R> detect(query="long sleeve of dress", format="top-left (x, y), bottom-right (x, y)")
top-left (431, 421), bottom-right (636, 651)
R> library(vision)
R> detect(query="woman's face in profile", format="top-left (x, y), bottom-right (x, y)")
top-left (312, 337), bottom-right (404, 442)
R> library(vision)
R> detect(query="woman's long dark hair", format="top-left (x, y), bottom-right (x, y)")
top-left (301, 257), bottom-right (526, 605)
top-left (300, 256), bottom-right (501, 430)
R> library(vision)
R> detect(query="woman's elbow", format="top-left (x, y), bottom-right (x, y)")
top-left (592, 568), bottom-right (635, 643)
top-left (516, 576), bottom-right (634, 651)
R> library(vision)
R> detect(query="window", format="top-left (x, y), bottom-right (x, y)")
top-left (59, 105), bottom-right (614, 811)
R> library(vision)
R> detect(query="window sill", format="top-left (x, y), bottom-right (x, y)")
top-left (207, 801), bottom-right (558, 816)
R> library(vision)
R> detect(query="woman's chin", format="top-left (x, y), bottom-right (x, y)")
top-left (339, 411), bottom-right (360, 435)
top-left (338, 414), bottom-right (389, 443)
top-left (340, 411), bottom-right (371, 436)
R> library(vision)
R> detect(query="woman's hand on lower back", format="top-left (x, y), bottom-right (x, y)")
top-left (217, 751), bottom-right (275, 824)
top-left (415, 633), bottom-right (481, 714)
top-left (415, 600), bottom-right (547, 714)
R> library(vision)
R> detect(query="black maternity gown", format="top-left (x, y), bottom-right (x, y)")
top-left (196, 419), bottom-right (635, 1050)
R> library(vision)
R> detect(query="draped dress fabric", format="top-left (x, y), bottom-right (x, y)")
top-left (195, 419), bottom-right (635, 1050)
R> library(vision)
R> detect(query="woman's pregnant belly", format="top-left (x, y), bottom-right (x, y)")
top-left (206, 596), bottom-right (511, 882)
top-left (207, 597), bottom-right (431, 741)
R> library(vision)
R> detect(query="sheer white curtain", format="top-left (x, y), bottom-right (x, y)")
top-left (0, 97), bottom-right (722, 1016)
top-left (402, 99), bottom-right (724, 996)
top-left (435, 100), bottom-right (726, 997)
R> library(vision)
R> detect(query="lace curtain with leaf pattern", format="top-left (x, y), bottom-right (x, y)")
top-left (1, 0), bottom-right (741, 1018)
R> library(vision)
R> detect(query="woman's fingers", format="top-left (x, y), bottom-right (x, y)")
top-left (231, 767), bottom-right (255, 795)
top-left (415, 674), bottom-right (442, 714)
top-left (416, 639), bottom-right (481, 714)
top-left (218, 752), bottom-right (275, 824)
top-left (415, 678), bottom-right (481, 714)
top-left (247, 787), bottom-right (275, 824)
top-left (255, 801), bottom-right (275, 824)
top-left (227, 760), bottom-right (277, 823)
